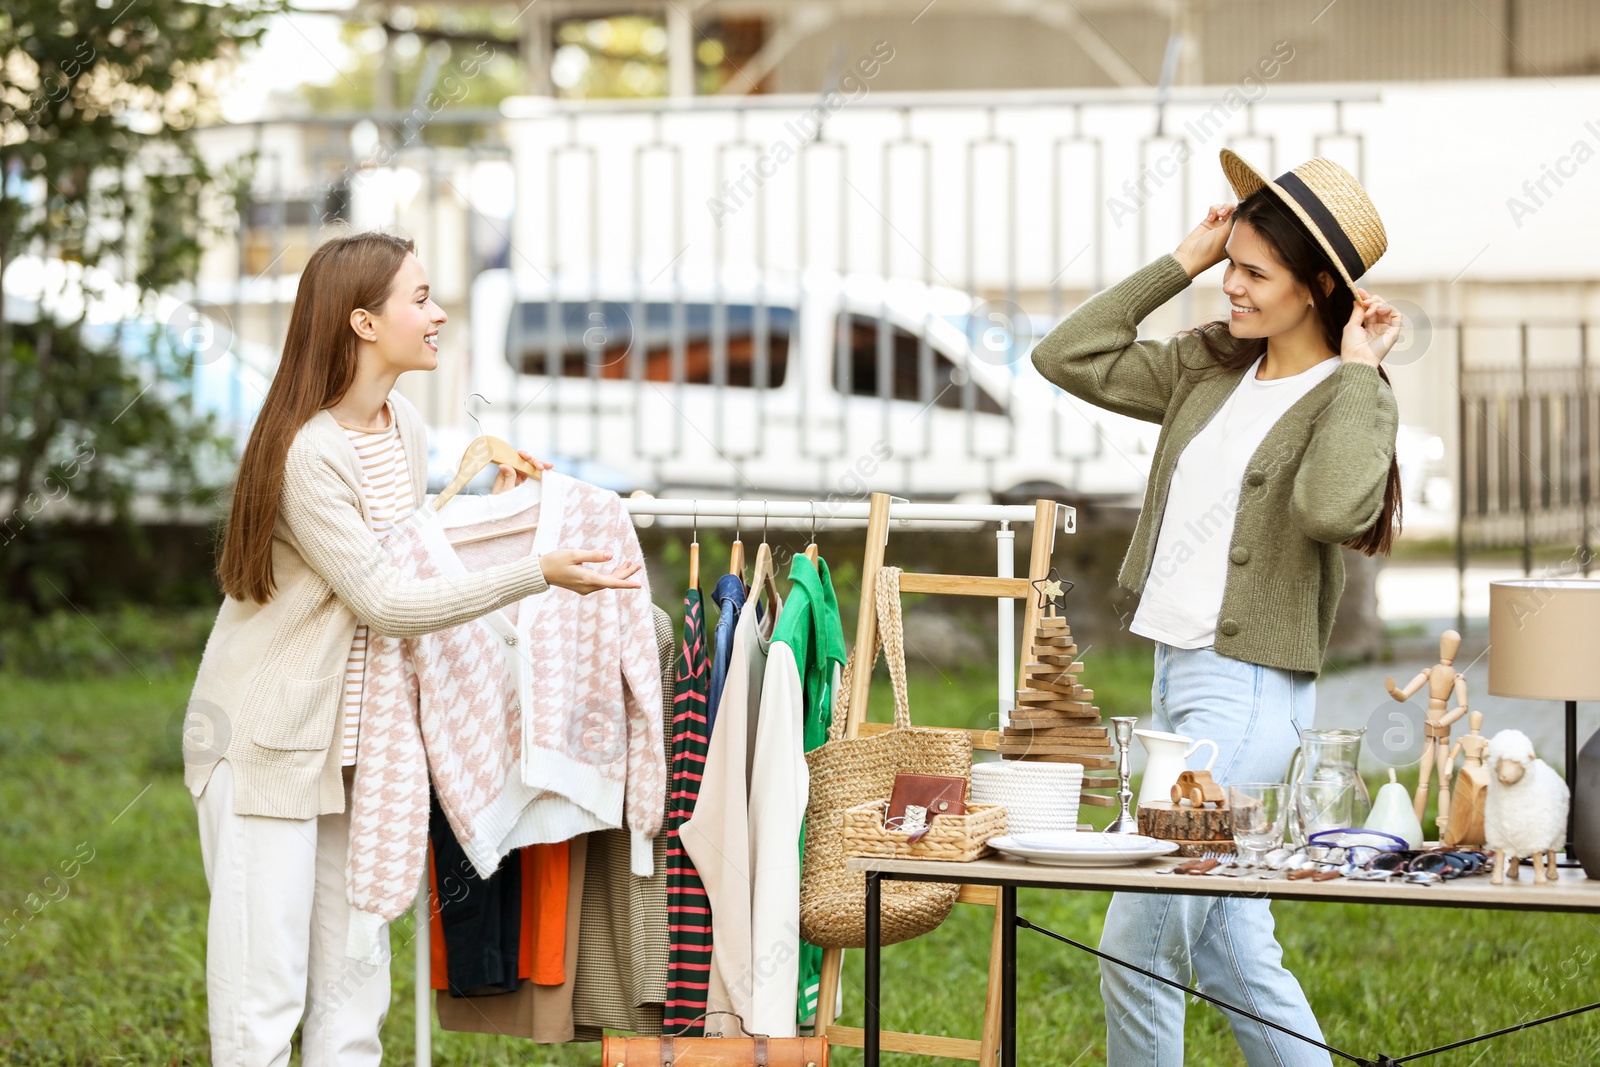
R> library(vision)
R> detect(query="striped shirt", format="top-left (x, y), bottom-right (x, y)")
top-left (664, 587), bottom-right (713, 1035)
top-left (337, 400), bottom-right (417, 766)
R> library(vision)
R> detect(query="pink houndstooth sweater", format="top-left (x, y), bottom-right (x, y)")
top-left (343, 473), bottom-right (665, 961)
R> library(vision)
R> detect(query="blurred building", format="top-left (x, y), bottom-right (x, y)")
top-left (409, 0), bottom-right (1600, 97)
top-left (177, 0), bottom-right (1600, 560)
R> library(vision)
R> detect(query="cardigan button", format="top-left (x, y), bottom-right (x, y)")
top-left (1229, 546), bottom-right (1250, 565)
top-left (1246, 470), bottom-right (1265, 486)
top-left (1220, 619), bottom-right (1240, 636)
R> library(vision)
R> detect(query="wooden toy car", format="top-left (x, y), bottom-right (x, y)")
top-left (1171, 770), bottom-right (1226, 808)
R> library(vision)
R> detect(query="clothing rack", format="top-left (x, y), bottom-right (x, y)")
top-left (411, 494), bottom-right (1074, 1066)
top-left (621, 495), bottom-right (1077, 529)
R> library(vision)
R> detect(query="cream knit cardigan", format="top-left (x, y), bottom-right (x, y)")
top-left (184, 390), bottom-right (549, 820)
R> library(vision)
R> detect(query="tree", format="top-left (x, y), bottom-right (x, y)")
top-left (0, 0), bottom-right (279, 615)
top-left (299, 10), bottom-right (527, 119)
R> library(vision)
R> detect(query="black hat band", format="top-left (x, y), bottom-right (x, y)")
top-left (1273, 169), bottom-right (1367, 283)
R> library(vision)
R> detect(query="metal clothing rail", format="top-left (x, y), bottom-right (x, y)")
top-left (411, 494), bottom-right (1074, 1066)
top-left (620, 495), bottom-right (1077, 531)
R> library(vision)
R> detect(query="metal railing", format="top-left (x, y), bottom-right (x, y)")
top-left (189, 88), bottom-right (1374, 501)
top-left (1456, 324), bottom-right (1598, 610)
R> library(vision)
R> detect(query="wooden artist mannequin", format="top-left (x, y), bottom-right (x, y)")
top-left (1385, 629), bottom-right (1470, 838)
top-left (1442, 710), bottom-right (1490, 847)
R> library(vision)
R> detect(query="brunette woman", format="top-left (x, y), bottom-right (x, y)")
top-left (1031, 150), bottom-right (1403, 1066)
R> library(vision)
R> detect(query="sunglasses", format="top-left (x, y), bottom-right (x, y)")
top-left (1357, 849), bottom-right (1490, 883)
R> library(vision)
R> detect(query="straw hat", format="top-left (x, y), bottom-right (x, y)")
top-left (1218, 148), bottom-right (1386, 300)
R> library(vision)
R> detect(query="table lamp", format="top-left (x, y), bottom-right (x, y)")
top-left (1487, 578), bottom-right (1600, 870)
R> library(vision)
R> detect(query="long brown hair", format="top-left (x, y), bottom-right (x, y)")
top-left (1178, 189), bottom-right (1403, 557)
top-left (216, 231), bottom-right (416, 603)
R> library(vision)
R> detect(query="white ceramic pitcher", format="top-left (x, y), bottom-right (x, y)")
top-left (1135, 728), bottom-right (1220, 808)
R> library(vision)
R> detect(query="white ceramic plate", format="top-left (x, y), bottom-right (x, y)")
top-left (989, 831), bottom-right (1178, 866)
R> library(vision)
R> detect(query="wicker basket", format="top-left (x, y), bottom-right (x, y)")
top-left (800, 567), bottom-right (974, 949)
top-left (843, 800), bottom-right (1007, 862)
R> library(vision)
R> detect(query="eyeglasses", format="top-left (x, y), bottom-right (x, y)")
top-left (1306, 842), bottom-right (1395, 866)
top-left (1307, 828), bottom-right (1410, 852)
top-left (1358, 849), bottom-right (1490, 883)
top-left (1297, 831), bottom-right (1489, 884)
top-left (1304, 827), bottom-right (1409, 869)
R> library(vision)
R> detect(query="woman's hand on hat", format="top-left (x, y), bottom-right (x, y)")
top-left (491, 449), bottom-right (554, 494)
top-left (539, 548), bottom-right (644, 594)
top-left (1340, 287), bottom-right (1402, 368)
top-left (1173, 203), bottom-right (1237, 278)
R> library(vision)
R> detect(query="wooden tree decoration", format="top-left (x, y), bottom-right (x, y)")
top-left (998, 568), bottom-right (1117, 805)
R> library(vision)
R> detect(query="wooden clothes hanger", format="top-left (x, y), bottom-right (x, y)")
top-left (688, 502), bottom-right (700, 590)
top-left (749, 501), bottom-right (782, 613)
top-left (727, 502), bottom-right (746, 580)
top-left (448, 517), bottom-right (540, 548)
top-left (804, 501), bottom-right (819, 564)
top-left (433, 393), bottom-right (542, 513)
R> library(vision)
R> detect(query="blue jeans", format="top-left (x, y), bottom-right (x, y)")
top-left (1098, 643), bottom-right (1329, 1067)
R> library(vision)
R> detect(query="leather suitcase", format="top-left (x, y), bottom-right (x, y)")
top-left (600, 1034), bottom-right (829, 1066)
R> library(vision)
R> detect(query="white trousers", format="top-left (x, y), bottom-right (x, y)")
top-left (193, 759), bottom-right (391, 1066)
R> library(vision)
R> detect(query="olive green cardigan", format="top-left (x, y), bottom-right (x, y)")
top-left (1030, 253), bottom-right (1397, 677)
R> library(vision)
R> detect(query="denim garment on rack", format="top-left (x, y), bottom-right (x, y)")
top-left (706, 572), bottom-right (748, 737)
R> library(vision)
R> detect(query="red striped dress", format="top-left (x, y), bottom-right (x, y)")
top-left (664, 587), bottom-right (713, 1035)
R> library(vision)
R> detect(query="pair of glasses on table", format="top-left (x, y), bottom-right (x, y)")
top-left (1305, 829), bottom-right (1489, 883)
top-left (1360, 849), bottom-right (1490, 882)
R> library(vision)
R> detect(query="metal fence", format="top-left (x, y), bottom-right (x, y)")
top-left (1457, 325), bottom-right (1598, 576)
top-left (186, 96), bottom-right (1600, 593)
top-left (190, 88), bottom-right (1380, 502)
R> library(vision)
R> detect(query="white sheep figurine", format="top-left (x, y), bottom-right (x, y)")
top-left (1483, 729), bottom-right (1569, 885)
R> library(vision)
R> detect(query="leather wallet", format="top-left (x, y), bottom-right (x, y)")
top-left (886, 773), bottom-right (967, 841)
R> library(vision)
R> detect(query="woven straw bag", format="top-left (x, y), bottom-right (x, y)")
top-left (799, 566), bottom-right (972, 949)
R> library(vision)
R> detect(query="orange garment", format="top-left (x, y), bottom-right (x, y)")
top-left (428, 846), bottom-right (446, 990)
top-left (429, 840), bottom-right (569, 990)
top-left (525, 842), bottom-right (569, 984)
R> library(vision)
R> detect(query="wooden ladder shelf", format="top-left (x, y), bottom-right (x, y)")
top-left (814, 491), bottom-right (1073, 1062)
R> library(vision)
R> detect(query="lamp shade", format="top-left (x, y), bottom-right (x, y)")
top-left (1488, 579), bottom-right (1600, 700)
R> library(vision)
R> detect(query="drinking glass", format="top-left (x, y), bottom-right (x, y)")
top-left (1230, 782), bottom-right (1288, 864)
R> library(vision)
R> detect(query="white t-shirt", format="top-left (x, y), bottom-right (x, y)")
top-left (1130, 353), bottom-right (1341, 649)
top-left (336, 400), bottom-right (417, 766)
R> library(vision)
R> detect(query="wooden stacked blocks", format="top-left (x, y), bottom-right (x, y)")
top-left (998, 590), bottom-right (1119, 806)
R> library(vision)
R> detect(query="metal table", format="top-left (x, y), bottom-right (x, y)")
top-left (848, 854), bottom-right (1600, 1067)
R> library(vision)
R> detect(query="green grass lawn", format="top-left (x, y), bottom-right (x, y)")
top-left (2, 648), bottom-right (1599, 1065)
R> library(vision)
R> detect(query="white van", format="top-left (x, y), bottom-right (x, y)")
top-left (463, 266), bottom-right (1160, 506)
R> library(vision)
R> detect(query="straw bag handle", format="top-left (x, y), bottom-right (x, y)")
top-left (828, 565), bottom-right (912, 742)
